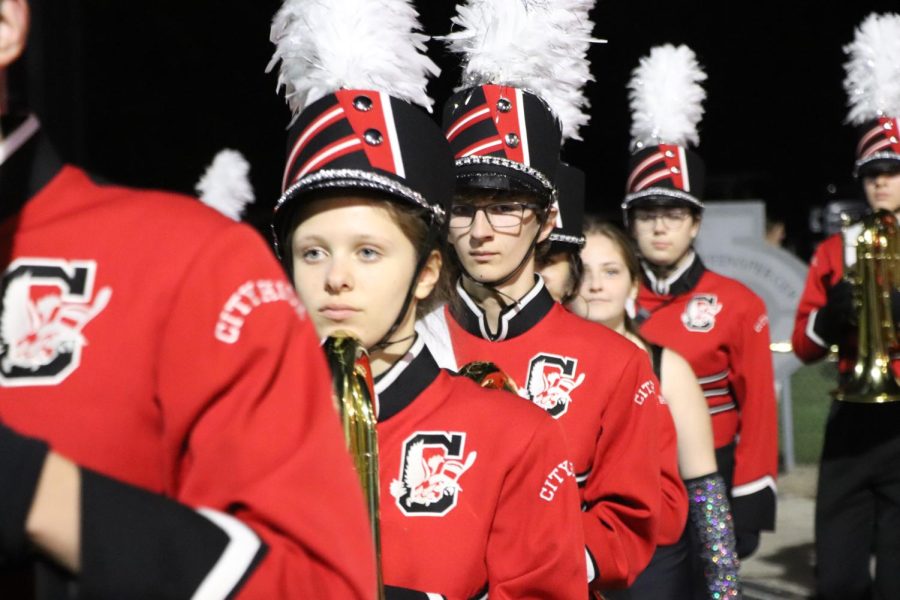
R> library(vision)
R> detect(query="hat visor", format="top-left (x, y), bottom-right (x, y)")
top-left (857, 156), bottom-right (900, 178)
top-left (454, 158), bottom-right (553, 203)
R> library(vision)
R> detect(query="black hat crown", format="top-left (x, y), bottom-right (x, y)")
top-left (443, 84), bottom-right (562, 202)
top-left (550, 163), bottom-right (586, 249)
top-left (623, 143), bottom-right (705, 210)
top-left (273, 89), bottom-right (453, 249)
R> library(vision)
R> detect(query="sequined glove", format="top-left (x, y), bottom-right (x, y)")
top-left (0, 422), bottom-right (49, 562)
top-left (686, 472), bottom-right (742, 599)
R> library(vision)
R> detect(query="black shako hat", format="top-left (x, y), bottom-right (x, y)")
top-left (443, 84), bottom-right (562, 203)
top-left (549, 163), bottom-right (586, 250)
top-left (621, 44), bottom-right (708, 214)
top-left (272, 89), bottom-right (453, 251)
top-left (853, 117), bottom-right (900, 177)
top-left (844, 14), bottom-right (900, 178)
top-left (623, 144), bottom-right (706, 210)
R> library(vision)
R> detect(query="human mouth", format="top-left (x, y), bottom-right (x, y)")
top-left (469, 251), bottom-right (497, 263)
top-left (319, 305), bottom-right (360, 321)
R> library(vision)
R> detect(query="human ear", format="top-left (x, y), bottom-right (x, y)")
top-left (0, 0), bottom-right (29, 70)
top-left (537, 204), bottom-right (558, 243)
top-left (413, 249), bottom-right (442, 301)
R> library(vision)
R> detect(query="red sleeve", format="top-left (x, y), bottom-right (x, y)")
top-left (156, 224), bottom-right (376, 599)
top-left (582, 350), bottom-right (661, 589)
top-left (487, 414), bottom-right (587, 599)
top-left (792, 238), bottom-right (839, 363)
top-left (729, 292), bottom-right (778, 533)
top-left (657, 402), bottom-right (688, 546)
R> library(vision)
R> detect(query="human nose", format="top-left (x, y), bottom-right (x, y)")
top-left (324, 255), bottom-right (353, 293)
top-left (469, 207), bottom-right (494, 238)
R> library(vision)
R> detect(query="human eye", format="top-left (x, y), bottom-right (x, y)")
top-left (490, 202), bottom-right (521, 215)
top-left (634, 210), bottom-right (652, 222)
top-left (300, 247), bottom-right (326, 263)
top-left (357, 246), bottom-right (383, 262)
top-left (450, 204), bottom-right (474, 217)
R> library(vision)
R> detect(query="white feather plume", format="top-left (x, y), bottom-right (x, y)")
top-left (444, 0), bottom-right (599, 141)
top-left (268, 0), bottom-right (439, 119)
top-left (195, 150), bottom-right (254, 221)
top-left (844, 13), bottom-right (900, 125)
top-left (628, 44), bottom-right (707, 149)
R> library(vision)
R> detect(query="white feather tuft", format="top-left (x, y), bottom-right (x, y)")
top-left (628, 44), bottom-right (707, 149)
top-left (196, 150), bottom-right (255, 221)
top-left (844, 13), bottom-right (900, 125)
top-left (444, 0), bottom-right (599, 141)
top-left (268, 0), bottom-right (440, 119)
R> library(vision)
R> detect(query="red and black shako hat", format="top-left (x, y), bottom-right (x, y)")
top-left (267, 0), bottom-right (453, 255)
top-left (441, 0), bottom-right (598, 205)
top-left (623, 44), bottom-right (708, 212)
top-left (844, 13), bottom-right (900, 177)
top-left (549, 162), bottom-right (586, 250)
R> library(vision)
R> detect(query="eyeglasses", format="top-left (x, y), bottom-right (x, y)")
top-left (632, 208), bottom-right (692, 228)
top-left (448, 201), bottom-right (541, 230)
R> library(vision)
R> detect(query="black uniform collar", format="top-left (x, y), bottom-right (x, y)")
top-left (451, 275), bottom-right (555, 342)
top-left (374, 336), bottom-right (441, 422)
top-left (641, 251), bottom-right (706, 296)
top-left (0, 114), bottom-right (65, 224)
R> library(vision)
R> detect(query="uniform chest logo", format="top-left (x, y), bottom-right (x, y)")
top-left (523, 353), bottom-right (585, 418)
top-left (390, 432), bottom-right (477, 517)
top-left (681, 294), bottom-right (722, 332)
top-left (1, 259), bottom-right (111, 387)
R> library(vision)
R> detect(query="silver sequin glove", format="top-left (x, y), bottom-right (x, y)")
top-left (686, 472), bottom-right (742, 599)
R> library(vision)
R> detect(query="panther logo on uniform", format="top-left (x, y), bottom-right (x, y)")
top-left (523, 353), bottom-right (585, 419)
top-left (0, 259), bottom-right (112, 387)
top-left (681, 294), bottom-right (723, 332)
top-left (390, 432), bottom-right (476, 517)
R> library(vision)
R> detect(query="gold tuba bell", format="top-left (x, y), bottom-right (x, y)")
top-left (834, 210), bottom-right (900, 403)
top-left (322, 333), bottom-right (385, 599)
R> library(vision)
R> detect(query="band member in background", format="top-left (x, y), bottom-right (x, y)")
top-left (537, 163), bottom-right (586, 304)
top-left (0, 0), bottom-right (377, 597)
top-left (624, 45), bottom-right (778, 564)
top-left (575, 218), bottom-right (741, 599)
top-left (418, 0), bottom-right (668, 591)
top-left (538, 168), bottom-right (693, 598)
top-left (268, 1), bottom-right (586, 597)
top-left (792, 14), bottom-right (900, 599)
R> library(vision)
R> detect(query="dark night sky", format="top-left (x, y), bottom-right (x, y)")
top-left (21, 0), bottom-right (900, 258)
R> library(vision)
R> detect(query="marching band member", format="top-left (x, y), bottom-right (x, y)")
top-left (538, 169), bottom-right (694, 597)
top-left (792, 13), bottom-right (900, 599)
top-left (0, 0), bottom-right (377, 596)
top-left (418, 0), bottom-right (667, 591)
top-left (623, 45), bottom-right (778, 563)
top-left (574, 218), bottom-right (740, 599)
top-left (268, 1), bottom-right (586, 597)
top-left (537, 163), bottom-right (586, 305)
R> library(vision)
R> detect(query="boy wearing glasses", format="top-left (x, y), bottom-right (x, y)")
top-left (419, 87), bottom-right (666, 594)
top-left (625, 45), bottom-right (778, 566)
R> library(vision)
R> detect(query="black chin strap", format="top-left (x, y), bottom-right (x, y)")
top-left (369, 215), bottom-right (443, 353)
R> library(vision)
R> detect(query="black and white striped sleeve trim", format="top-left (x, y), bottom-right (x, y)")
top-left (192, 509), bottom-right (265, 599)
top-left (79, 468), bottom-right (267, 600)
top-left (585, 546), bottom-right (599, 583)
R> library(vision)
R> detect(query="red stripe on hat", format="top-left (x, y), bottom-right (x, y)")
top-left (456, 137), bottom-right (503, 159)
top-left (633, 169), bottom-right (672, 192)
top-left (482, 85), bottom-right (525, 164)
top-left (446, 106), bottom-right (492, 142)
top-left (857, 123), bottom-right (885, 157)
top-left (282, 105), bottom-right (346, 192)
top-left (294, 136), bottom-right (362, 182)
top-left (336, 90), bottom-right (398, 175)
top-left (626, 151), bottom-right (664, 192)
top-left (661, 144), bottom-right (686, 191)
